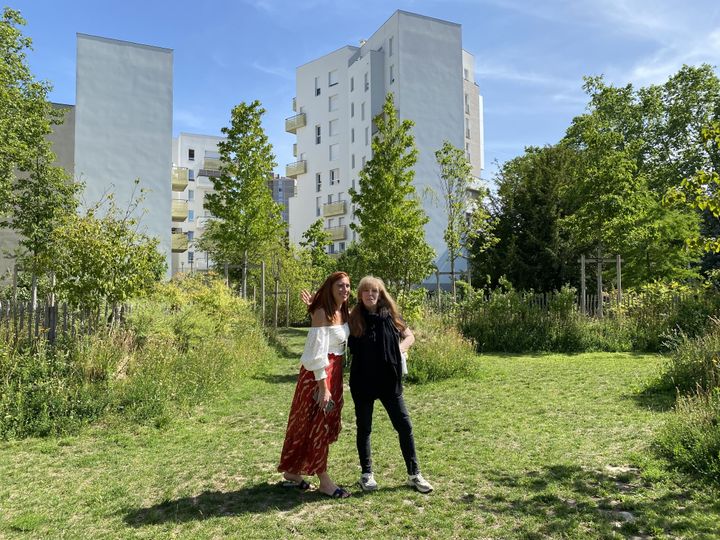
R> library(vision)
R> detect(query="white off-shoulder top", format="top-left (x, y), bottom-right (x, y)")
top-left (301, 323), bottom-right (349, 381)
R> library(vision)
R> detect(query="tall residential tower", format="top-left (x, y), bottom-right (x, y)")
top-left (287, 10), bottom-right (483, 272)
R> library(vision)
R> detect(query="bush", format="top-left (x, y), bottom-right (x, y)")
top-left (0, 275), bottom-right (275, 438)
top-left (655, 389), bottom-right (720, 483)
top-left (405, 311), bottom-right (477, 384)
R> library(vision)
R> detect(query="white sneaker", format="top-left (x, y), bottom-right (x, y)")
top-left (407, 473), bottom-right (433, 493)
top-left (359, 472), bottom-right (378, 491)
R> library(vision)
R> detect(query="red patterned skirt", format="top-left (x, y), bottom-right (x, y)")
top-left (278, 353), bottom-right (344, 476)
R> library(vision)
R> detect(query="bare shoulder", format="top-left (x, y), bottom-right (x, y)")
top-left (310, 309), bottom-right (328, 327)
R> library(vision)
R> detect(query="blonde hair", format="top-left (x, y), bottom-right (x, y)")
top-left (349, 275), bottom-right (406, 337)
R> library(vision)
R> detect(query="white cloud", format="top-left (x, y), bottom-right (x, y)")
top-left (476, 61), bottom-right (577, 88)
top-left (251, 61), bottom-right (295, 81)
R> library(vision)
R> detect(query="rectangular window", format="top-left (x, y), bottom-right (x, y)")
top-left (389, 36), bottom-right (393, 57)
top-left (188, 149), bottom-right (195, 161)
top-left (188, 189), bottom-right (194, 201)
top-left (315, 76), bottom-right (321, 96)
top-left (328, 194), bottom-right (333, 204)
top-left (329, 143), bottom-right (339, 161)
top-left (188, 252), bottom-right (194, 264)
top-left (361, 102), bottom-right (365, 121)
top-left (338, 191), bottom-right (344, 201)
top-left (329, 94), bottom-right (338, 112)
top-left (389, 65), bottom-right (394, 83)
top-left (330, 168), bottom-right (339, 185)
top-left (464, 68), bottom-right (469, 81)
top-left (187, 231), bottom-right (194, 241)
top-left (365, 126), bottom-right (369, 146)
top-left (364, 72), bottom-right (369, 91)
top-left (351, 154), bottom-right (355, 169)
top-left (328, 69), bottom-right (339, 86)
top-left (329, 119), bottom-right (339, 137)
top-left (316, 196), bottom-right (321, 216)
top-left (350, 77), bottom-right (354, 92)
top-left (188, 169), bottom-right (195, 181)
top-left (328, 217), bottom-right (335, 227)
top-left (339, 217), bottom-right (345, 226)
top-left (316, 173), bottom-right (322, 192)
top-left (350, 102), bottom-right (354, 118)
top-left (339, 241), bottom-right (345, 252)
top-left (465, 93), bottom-right (470, 114)
top-left (188, 209), bottom-right (195, 222)
top-left (315, 124), bottom-right (321, 144)
top-left (361, 156), bottom-right (366, 167)
top-left (351, 128), bottom-right (355, 143)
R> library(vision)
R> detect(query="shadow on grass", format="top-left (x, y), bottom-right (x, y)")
top-left (124, 482), bottom-right (342, 526)
top-left (625, 387), bottom-right (677, 412)
top-left (254, 373), bottom-right (298, 385)
top-left (474, 464), bottom-right (718, 538)
top-left (265, 327), bottom-right (308, 360)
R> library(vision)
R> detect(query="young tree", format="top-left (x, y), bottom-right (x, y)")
top-left (199, 101), bottom-right (285, 266)
top-left (299, 218), bottom-right (333, 274)
top-left (435, 141), bottom-right (491, 297)
top-left (349, 93), bottom-right (434, 294)
top-left (0, 8), bottom-right (78, 273)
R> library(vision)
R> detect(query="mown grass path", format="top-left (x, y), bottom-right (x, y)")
top-left (1, 328), bottom-right (718, 539)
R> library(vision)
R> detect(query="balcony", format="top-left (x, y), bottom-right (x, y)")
top-left (326, 225), bottom-right (347, 241)
top-left (292, 97), bottom-right (297, 112)
top-left (172, 167), bottom-right (189, 191)
top-left (286, 160), bottom-right (307, 178)
top-left (285, 112), bottom-right (306, 133)
top-left (203, 156), bottom-right (221, 171)
top-left (172, 232), bottom-right (188, 252)
top-left (322, 201), bottom-right (346, 217)
top-left (172, 199), bottom-right (188, 221)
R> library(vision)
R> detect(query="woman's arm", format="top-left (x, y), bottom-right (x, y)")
top-left (399, 326), bottom-right (415, 354)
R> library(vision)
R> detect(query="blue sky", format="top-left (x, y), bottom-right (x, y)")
top-left (9, 0), bottom-right (720, 180)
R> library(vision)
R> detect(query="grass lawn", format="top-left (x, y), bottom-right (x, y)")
top-left (1, 327), bottom-right (718, 539)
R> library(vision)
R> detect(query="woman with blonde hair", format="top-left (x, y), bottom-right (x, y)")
top-left (278, 271), bottom-right (352, 498)
top-left (347, 276), bottom-right (433, 493)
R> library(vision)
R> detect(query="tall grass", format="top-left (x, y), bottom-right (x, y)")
top-left (0, 275), bottom-right (276, 439)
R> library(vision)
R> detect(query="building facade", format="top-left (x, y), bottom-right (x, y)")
top-left (286, 10), bottom-right (484, 272)
top-left (170, 133), bottom-right (225, 275)
top-left (267, 174), bottom-right (296, 224)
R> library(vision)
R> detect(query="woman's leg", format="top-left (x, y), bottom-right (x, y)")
top-left (353, 394), bottom-right (375, 474)
top-left (379, 393), bottom-right (419, 476)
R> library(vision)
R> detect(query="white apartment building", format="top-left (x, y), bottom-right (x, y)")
top-left (287, 10), bottom-right (484, 275)
top-left (171, 133), bottom-right (225, 275)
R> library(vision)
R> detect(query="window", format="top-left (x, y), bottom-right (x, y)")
top-left (351, 154), bottom-right (355, 169)
top-left (350, 102), bottom-right (354, 118)
top-left (188, 252), bottom-right (194, 264)
top-left (364, 72), bottom-right (369, 91)
top-left (464, 68), bottom-right (469, 81)
top-left (329, 243), bottom-right (336, 254)
top-left (188, 169), bottom-right (195, 181)
top-left (188, 209), bottom-right (195, 222)
top-left (328, 194), bottom-right (334, 204)
top-left (316, 173), bottom-right (322, 192)
top-left (316, 196), bottom-right (321, 216)
top-left (465, 93), bottom-right (470, 114)
top-left (339, 217), bottom-right (345, 226)
top-left (187, 231), bottom-right (194, 241)
top-left (315, 76), bottom-right (321, 96)
top-left (329, 143), bottom-right (339, 161)
top-left (328, 217), bottom-right (335, 227)
top-left (329, 94), bottom-right (338, 112)
top-left (338, 191), bottom-right (344, 201)
top-left (315, 124), bottom-right (321, 144)
top-left (389, 36), bottom-right (394, 57)
top-left (339, 241), bottom-right (345, 252)
top-left (351, 128), bottom-right (355, 143)
top-left (361, 102), bottom-right (365, 121)
top-left (329, 119), bottom-right (338, 137)
top-left (361, 156), bottom-right (366, 167)
top-left (389, 65), bottom-right (394, 83)
top-left (188, 189), bottom-right (194, 201)
top-left (365, 126), bottom-right (369, 146)
top-left (188, 149), bottom-right (195, 161)
top-left (330, 168), bottom-right (339, 185)
top-left (328, 69), bottom-right (339, 86)
top-left (350, 77), bottom-right (354, 92)
top-left (466, 118), bottom-right (471, 139)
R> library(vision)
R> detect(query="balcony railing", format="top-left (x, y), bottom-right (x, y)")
top-left (197, 168), bottom-right (221, 180)
top-left (322, 201), bottom-right (346, 217)
top-left (172, 167), bottom-right (189, 191)
top-left (326, 225), bottom-right (347, 241)
top-left (203, 156), bottom-right (221, 171)
top-left (172, 232), bottom-right (188, 252)
top-left (285, 112), bottom-right (306, 133)
top-left (286, 160), bottom-right (307, 178)
top-left (172, 199), bottom-right (188, 222)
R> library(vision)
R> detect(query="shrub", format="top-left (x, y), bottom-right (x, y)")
top-left (655, 389), bottom-right (720, 483)
top-left (405, 310), bottom-right (477, 384)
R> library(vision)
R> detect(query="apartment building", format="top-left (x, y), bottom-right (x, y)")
top-left (267, 174), bottom-right (296, 224)
top-left (286, 10), bottom-right (484, 272)
top-left (171, 133), bottom-right (225, 274)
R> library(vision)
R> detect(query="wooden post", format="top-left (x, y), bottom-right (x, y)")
top-left (261, 261), bottom-right (266, 326)
top-left (435, 270), bottom-right (441, 310)
top-left (616, 254), bottom-right (622, 305)
top-left (224, 263), bottom-right (229, 287)
top-left (242, 250), bottom-right (248, 299)
top-left (580, 254), bottom-right (586, 315)
top-left (274, 279), bottom-right (279, 328)
top-left (286, 289), bottom-right (290, 328)
top-left (596, 247), bottom-right (603, 318)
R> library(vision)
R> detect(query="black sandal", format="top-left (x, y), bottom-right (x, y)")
top-left (326, 487), bottom-right (351, 499)
top-left (279, 479), bottom-right (312, 490)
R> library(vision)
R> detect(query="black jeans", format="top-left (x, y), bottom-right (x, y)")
top-left (352, 392), bottom-right (419, 476)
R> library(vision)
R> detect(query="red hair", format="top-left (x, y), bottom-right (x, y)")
top-left (308, 271), bottom-right (350, 323)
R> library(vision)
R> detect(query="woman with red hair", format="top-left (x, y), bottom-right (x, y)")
top-left (277, 271), bottom-right (352, 498)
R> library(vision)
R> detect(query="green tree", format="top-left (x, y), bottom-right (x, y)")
top-left (435, 141), bottom-right (491, 297)
top-left (50, 190), bottom-right (165, 309)
top-left (0, 8), bottom-right (78, 273)
top-left (199, 101), bottom-right (284, 266)
top-left (349, 93), bottom-right (434, 293)
top-left (299, 218), bottom-right (333, 275)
